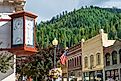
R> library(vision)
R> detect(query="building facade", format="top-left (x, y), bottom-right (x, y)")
top-left (0, 0), bottom-right (26, 81)
top-left (67, 43), bottom-right (82, 81)
top-left (104, 40), bottom-right (121, 81)
top-left (82, 29), bottom-right (115, 81)
top-left (61, 61), bottom-right (68, 81)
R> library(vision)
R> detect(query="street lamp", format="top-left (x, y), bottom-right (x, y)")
top-left (52, 38), bottom-right (58, 68)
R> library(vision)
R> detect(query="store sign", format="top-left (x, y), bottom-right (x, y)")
top-left (49, 68), bottom-right (62, 79)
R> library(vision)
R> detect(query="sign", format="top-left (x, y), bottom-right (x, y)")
top-left (49, 68), bottom-right (62, 79)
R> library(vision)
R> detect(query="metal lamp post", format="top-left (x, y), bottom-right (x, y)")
top-left (52, 38), bottom-right (58, 68)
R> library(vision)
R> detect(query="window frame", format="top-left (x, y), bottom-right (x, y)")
top-left (96, 53), bottom-right (101, 65)
top-left (105, 53), bottom-right (110, 66)
top-left (84, 57), bottom-right (88, 68)
top-left (90, 55), bottom-right (94, 67)
top-left (112, 51), bottom-right (117, 65)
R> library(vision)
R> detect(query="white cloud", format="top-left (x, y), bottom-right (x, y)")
top-left (97, 0), bottom-right (121, 8)
top-left (25, 0), bottom-right (79, 22)
top-left (25, 0), bottom-right (121, 22)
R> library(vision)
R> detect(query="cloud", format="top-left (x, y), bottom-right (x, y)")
top-left (78, 0), bottom-right (121, 8)
top-left (77, 0), bottom-right (110, 7)
top-left (25, 0), bottom-right (79, 22)
top-left (25, 0), bottom-right (121, 22)
top-left (97, 0), bottom-right (121, 8)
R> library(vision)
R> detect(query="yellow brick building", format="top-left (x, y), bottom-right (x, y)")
top-left (82, 29), bottom-right (115, 81)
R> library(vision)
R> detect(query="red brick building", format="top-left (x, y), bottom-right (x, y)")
top-left (67, 42), bottom-right (82, 81)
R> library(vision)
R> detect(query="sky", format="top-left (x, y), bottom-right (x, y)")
top-left (25, 0), bottom-right (121, 23)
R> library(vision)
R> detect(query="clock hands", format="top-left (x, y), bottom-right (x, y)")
top-left (15, 37), bottom-right (22, 44)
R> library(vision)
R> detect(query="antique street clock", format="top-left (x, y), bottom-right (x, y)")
top-left (9, 11), bottom-right (38, 56)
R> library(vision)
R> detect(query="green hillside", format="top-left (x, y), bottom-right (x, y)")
top-left (37, 6), bottom-right (121, 48)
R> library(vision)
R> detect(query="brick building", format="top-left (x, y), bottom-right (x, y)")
top-left (67, 42), bottom-right (82, 81)
top-left (104, 40), bottom-right (121, 81)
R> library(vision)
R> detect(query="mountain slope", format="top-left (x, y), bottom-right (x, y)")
top-left (37, 7), bottom-right (121, 48)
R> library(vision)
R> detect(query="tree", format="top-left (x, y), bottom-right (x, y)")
top-left (0, 51), bottom-right (13, 73)
top-left (37, 7), bottom-right (121, 48)
top-left (16, 46), bottom-right (63, 81)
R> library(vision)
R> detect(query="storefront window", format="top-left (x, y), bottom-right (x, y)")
top-left (112, 51), bottom-right (117, 65)
top-left (105, 69), bottom-right (119, 81)
top-left (105, 53), bottom-right (110, 66)
top-left (105, 71), bottom-right (111, 80)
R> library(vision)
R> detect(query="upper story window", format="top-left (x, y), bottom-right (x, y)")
top-left (84, 57), bottom-right (88, 68)
top-left (77, 57), bottom-right (79, 66)
top-left (96, 53), bottom-right (101, 65)
top-left (68, 60), bottom-right (70, 68)
top-left (112, 51), bottom-right (117, 65)
top-left (119, 49), bottom-right (121, 63)
top-left (79, 56), bottom-right (82, 66)
top-left (72, 58), bottom-right (74, 68)
top-left (74, 58), bottom-right (76, 67)
top-left (69, 59), bottom-right (71, 69)
top-left (90, 55), bottom-right (94, 67)
top-left (105, 53), bottom-right (110, 66)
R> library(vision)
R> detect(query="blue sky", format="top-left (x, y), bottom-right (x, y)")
top-left (25, 0), bottom-right (121, 23)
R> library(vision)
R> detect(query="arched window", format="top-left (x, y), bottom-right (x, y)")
top-left (77, 57), bottom-right (79, 66)
top-left (90, 55), bottom-right (94, 67)
top-left (68, 60), bottom-right (70, 68)
top-left (105, 53), bottom-right (110, 66)
top-left (79, 56), bottom-right (82, 66)
top-left (119, 49), bottom-right (121, 63)
top-left (96, 53), bottom-right (101, 65)
top-left (72, 58), bottom-right (74, 68)
top-left (75, 58), bottom-right (76, 67)
top-left (112, 51), bottom-right (117, 65)
top-left (84, 57), bottom-right (88, 68)
top-left (70, 59), bottom-right (72, 69)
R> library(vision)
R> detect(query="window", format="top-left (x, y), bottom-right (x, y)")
top-left (75, 58), bottom-right (76, 67)
top-left (77, 57), bottom-right (79, 66)
top-left (79, 56), bottom-right (82, 66)
top-left (68, 60), bottom-right (70, 68)
top-left (119, 49), bottom-right (121, 63)
top-left (69, 59), bottom-right (72, 69)
top-left (96, 53), bottom-right (101, 65)
top-left (90, 55), bottom-right (94, 68)
top-left (84, 57), bottom-right (88, 68)
top-left (105, 53), bottom-right (110, 66)
top-left (72, 58), bottom-right (74, 68)
top-left (112, 51), bottom-right (117, 65)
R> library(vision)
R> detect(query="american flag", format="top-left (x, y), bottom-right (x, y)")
top-left (60, 51), bottom-right (67, 65)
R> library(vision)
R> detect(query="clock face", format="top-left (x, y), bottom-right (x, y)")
top-left (13, 17), bottom-right (23, 45)
top-left (25, 16), bottom-right (34, 46)
top-left (14, 18), bottom-right (23, 30)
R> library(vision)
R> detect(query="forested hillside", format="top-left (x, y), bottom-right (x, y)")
top-left (37, 6), bottom-right (121, 48)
